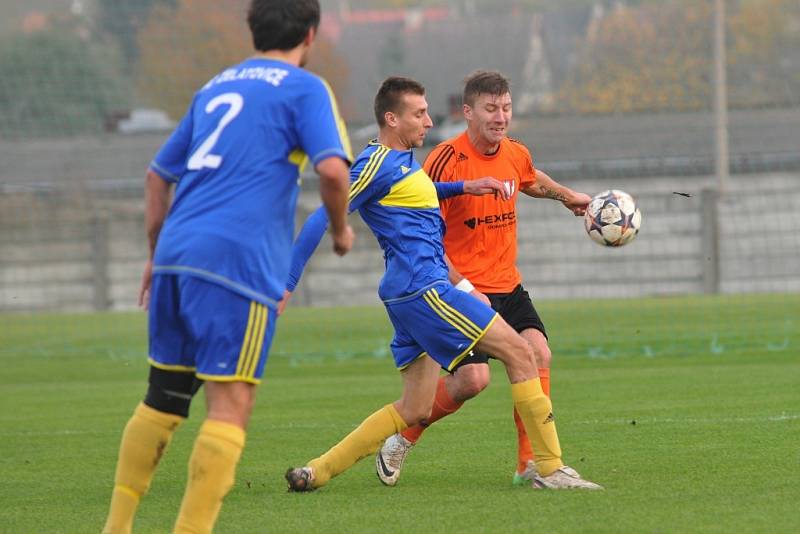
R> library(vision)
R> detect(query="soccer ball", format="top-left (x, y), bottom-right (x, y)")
top-left (584, 190), bottom-right (642, 247)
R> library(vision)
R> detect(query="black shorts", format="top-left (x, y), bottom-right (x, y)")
top-left (452, 284), bottom-right (546, 370)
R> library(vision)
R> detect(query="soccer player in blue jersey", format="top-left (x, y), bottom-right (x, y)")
top-left (283, 77), bottom-right (601, 492)
top-left (102, 2), bottom-right (353, 532)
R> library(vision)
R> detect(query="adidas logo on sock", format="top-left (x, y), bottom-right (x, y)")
top-left (543, 412), bottom-right (555, 424)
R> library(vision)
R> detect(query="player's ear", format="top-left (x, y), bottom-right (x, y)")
top-left (462, 104), bottom-right (472, 121)
top-left (384, 111), bottom-right (397, 128)
top-left (304, 26), bottom-right (316, 47)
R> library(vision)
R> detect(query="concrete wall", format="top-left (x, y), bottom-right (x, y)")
top-left (2, 172), bottom-right (798, 312)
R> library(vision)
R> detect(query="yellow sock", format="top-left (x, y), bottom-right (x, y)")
top-left (309, 404), bottom-right (407, 488)
top-left (103, 402), bottom-right (184, 534)
top-left (173, 419), bottom-right (246, 534)
top-left (510, 379), bottom-right (563, 477)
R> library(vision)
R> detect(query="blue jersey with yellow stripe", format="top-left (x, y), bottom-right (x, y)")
top-left (149, 58), bottom-right (351, 307)
top-left (289, 141), bottom-right (463, 302)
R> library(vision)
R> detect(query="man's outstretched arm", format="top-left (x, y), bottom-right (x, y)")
top-left (521, 169), bottom-right (590, 216)
top-left (279, 206), bottom-right (330, 314)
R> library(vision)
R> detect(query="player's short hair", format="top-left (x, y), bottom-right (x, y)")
top-left (374, 77), bottom-right (426, 127)
top-left (463, 70), bottom-right (511, 107)
top-left (247, 0), bottom-right (320, 52)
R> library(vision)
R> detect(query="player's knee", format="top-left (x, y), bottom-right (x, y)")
top-left (505, 335), bottom-right (536, 374)
top-left (534, 342), bottom-right (552, 368)
top-left (454, 365), bottom-right (489, 399)
top-left (525, 330), bottom-right (552, 368)
top-left (144, 366), bottom-right (203, 418)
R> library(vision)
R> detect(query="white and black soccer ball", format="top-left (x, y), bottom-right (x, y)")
top-left (584, 190), bottom-right (642, 247)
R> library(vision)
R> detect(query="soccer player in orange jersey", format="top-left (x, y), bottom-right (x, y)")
top-left (376, 70), bottom-right (593, 487)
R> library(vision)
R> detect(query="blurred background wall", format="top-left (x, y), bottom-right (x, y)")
top-left (1, 0), bottom-right (799, 311)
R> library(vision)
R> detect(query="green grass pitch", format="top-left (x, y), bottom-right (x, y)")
top-left (1, 294), bottom-right (798, 533)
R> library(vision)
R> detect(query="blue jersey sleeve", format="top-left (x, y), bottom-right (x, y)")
top-left (286, 206), bottom-right (329, 292)
top-left (285, 149), bottom-right (393, 292)
top-left (149, 106), bottom-right (194, 183)
top-left (434, 181), bottom-right (464, 199)
top-left (295, 76), bottom-right (353, 167)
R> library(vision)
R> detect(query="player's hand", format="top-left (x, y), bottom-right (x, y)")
top-left (277, 289), bottom-right (293, 316)
top-left (464, 177), bottom-right (510, 200)
top-left (331, 224), bottom-right (355, 256)
top-left (470, 289), bottom-right (491, 306)
top-left (138, 259), bottom-right (153, 310)
top-left (563, 192), bottom-right (592, 216)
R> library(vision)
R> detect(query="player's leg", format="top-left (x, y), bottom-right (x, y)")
top-left (512, 328), bottom-right (550, 483)
top-left (375, 283), bottom-right (499, 485)
top-left (103, 275), bottom-right (202, 534)
top-left (287, 354), bottom-right (439, 491)
top-left (477, 319), bottom-right (601, 489)
top-left (474, 318), bottom-right (561, 469)
top-left (506, 286), bottom-right (551, 483)
top-left (171, 277), bottom-right (276, 532)
top-left (400, 359), bottom-right (490, 444)
top-left (173, 381), bottom-right (254, 533)
top-left (103, 369), bottom-right (201, 534)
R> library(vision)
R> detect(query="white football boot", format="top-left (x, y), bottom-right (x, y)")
top-left (375, 433), bottom-right (414, 486)
top-left (531, 465), bottom-right (603, 490)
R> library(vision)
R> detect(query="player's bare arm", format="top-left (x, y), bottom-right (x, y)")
top-left (445, 253), bottom-right (490, 305)
top-left (140, 170), bottom-right (172, 308)
top-left (521, 169), bottom-right (591, 216)
top-left (317, 156), bottom-right (354, 256)
top-left (462, 177), bottom-right (510, 199)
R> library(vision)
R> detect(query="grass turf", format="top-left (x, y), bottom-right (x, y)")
top-left (1, 293), bottom-right (798, 533)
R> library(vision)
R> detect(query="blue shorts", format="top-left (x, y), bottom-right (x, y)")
top-left (385, 282), bottom-right (498, 371)
top-left (148, 274), bottom-right (277, 384)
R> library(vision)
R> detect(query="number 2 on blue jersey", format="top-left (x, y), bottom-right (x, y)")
top-left (187, 92), bottom-right (244, 171)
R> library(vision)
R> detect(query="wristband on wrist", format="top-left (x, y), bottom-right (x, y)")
top-left (454, 278), bottom-right (474, 293)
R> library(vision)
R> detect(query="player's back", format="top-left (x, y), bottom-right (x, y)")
top-left (151, 58), bottom-right (350, 306)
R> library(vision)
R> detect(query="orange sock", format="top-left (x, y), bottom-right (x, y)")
top-left (514, 368), bottom-right (550, 473)
top-left (401, 376), bottom-right (463, 443)
top-left (539, 367), bottom-right (551, 396)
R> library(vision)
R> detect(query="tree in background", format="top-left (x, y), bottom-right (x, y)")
top-left (555, 0), bottom-right (800, 114)
top-left (136, 0), bottom-right (251, 118)
top-left (0, 31), bottom-right (128, 138)
top-left (555, 1), bottom-right (713, 113)
top-left (96, 0), bottom-right (177, 69)
top-left (728, 0), bottom-right (800, 107)
top-left (137, 0), bottom-right (353, 120)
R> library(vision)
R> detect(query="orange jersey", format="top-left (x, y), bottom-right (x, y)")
top-left (425, 132), bottom-right (537, 293)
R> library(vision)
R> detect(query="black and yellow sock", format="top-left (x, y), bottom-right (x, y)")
top-left (173, 419), bottom-right (246, 534)
top-left (511, 379), bottom-right (563, 477)
top-left (103, 402), bottom-right (184, 534)
top-left (309, 403), bottom-right (407, 488)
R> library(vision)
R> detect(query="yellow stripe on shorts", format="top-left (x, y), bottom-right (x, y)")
top-left (244, 305), bottom-right (268, 379)
top-left (428, 288), bottom-right (483, 338)
top-left (422, 289), bottom-right (482, 340)
top-left (236, 302), bottom-right (266, 378)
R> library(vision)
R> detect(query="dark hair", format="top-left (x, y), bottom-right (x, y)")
top-left (247, 0), bottom-right (320, 52)
top-left (374, 77), bottom-right (426, 126)
top-left (463, 70), bottom-right (511, 107)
